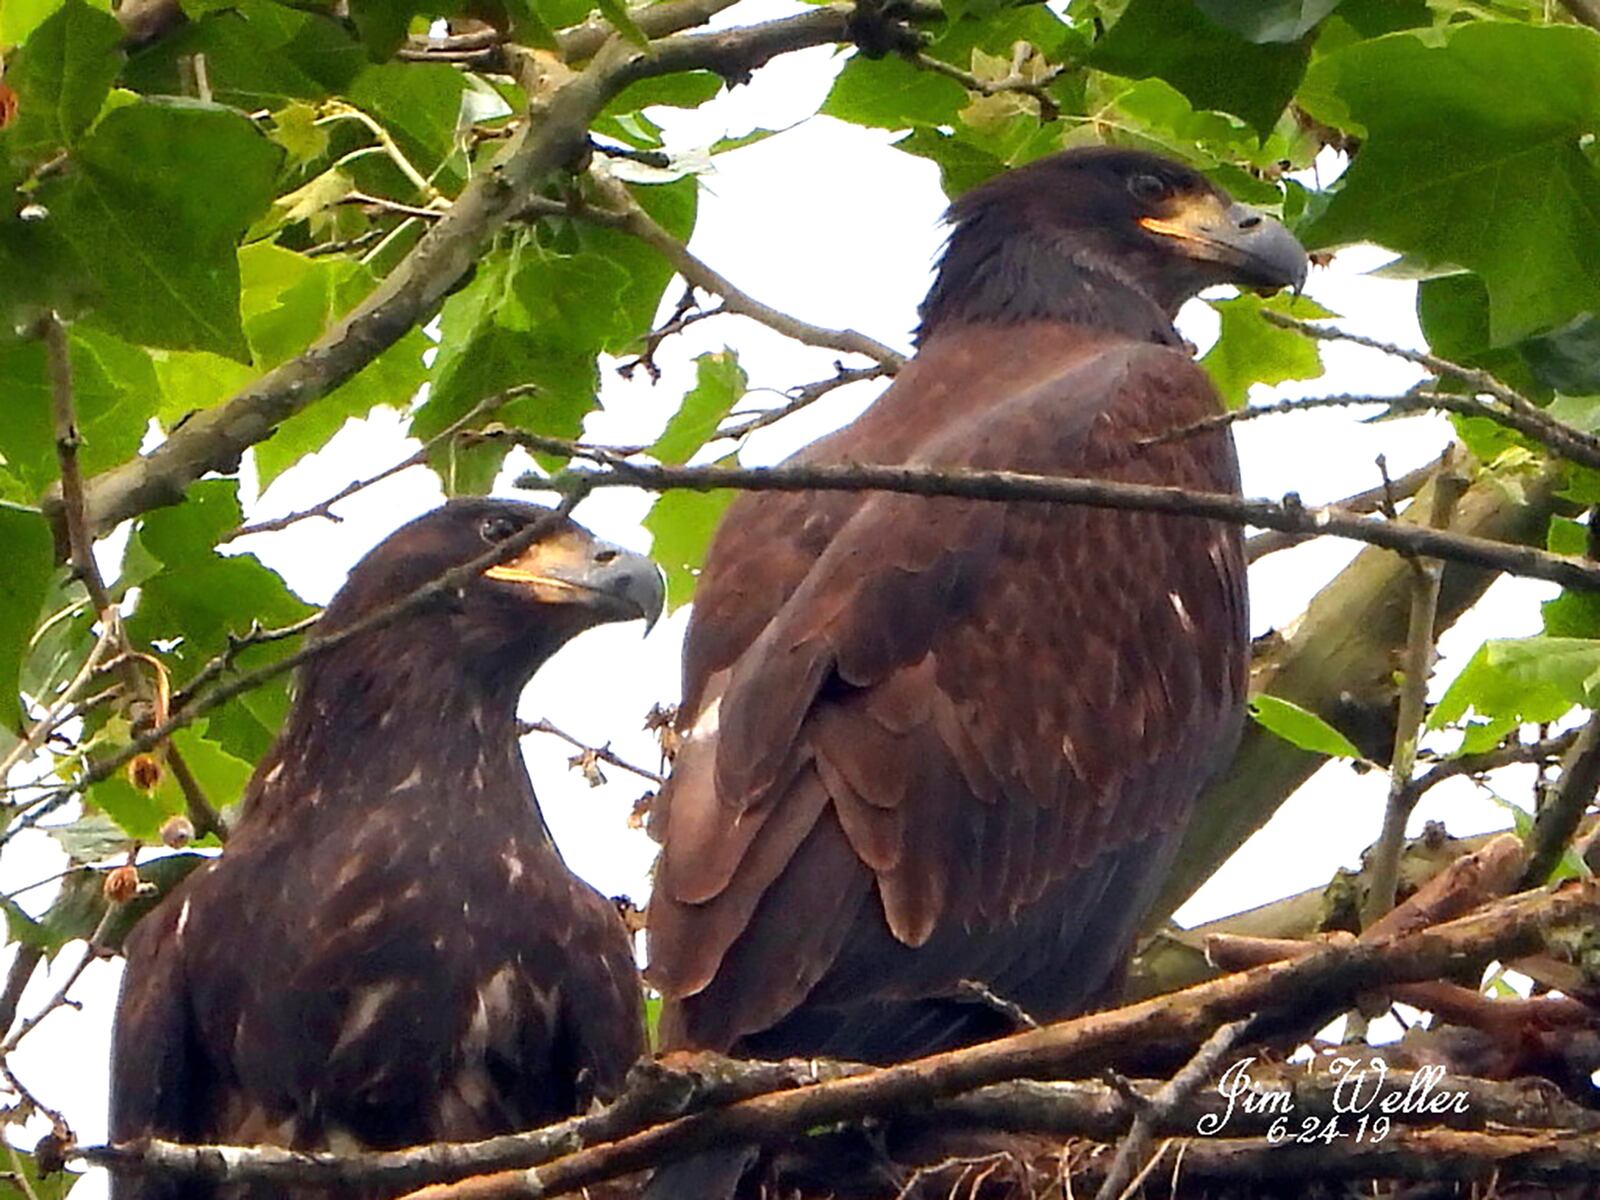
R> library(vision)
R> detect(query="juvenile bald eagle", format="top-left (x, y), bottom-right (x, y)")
top-left (110, 500), bottom-right (664, 1199)
top-left (646, 147), bottom-right (1307, 1064)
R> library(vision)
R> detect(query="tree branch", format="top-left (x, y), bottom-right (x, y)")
top-left (502, 442), bottom-right (1600, 592)
top-left (1260, 310), bottom-right (1600, 470)
top-left (1522, 711), bottom-right (1600, 887)
top-left (64, 0), bottom-right (892, 540)
top-left (3, 492), bottom-right (594, 844)
top-left (1245, 459), bottom-right (1435, 562)
top-left (1361, 456), bottom-right (1466, 928)
top-left (526, 175), bottom-right (907, 370)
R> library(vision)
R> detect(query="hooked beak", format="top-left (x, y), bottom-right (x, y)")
top-left (485, 533), bottom-right (666, 633)
top-left (1139, 195), bottom-right (1309, 293)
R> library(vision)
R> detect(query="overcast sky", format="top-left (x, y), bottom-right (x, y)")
top-left (0, 5), bottom-right (1554, 1191)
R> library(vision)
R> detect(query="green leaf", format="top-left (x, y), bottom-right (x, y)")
top-left (0, 1149), bottom-right (79, 1200)
top-left (595, 0), bottom-right (649, 49)
top-left (2, 0), bottom-right (123, 161)
top-left (1522, 312), bottom-right (1600, 396)
top-left (48, 810), bottom-right (134, 863)
top-left (125, 481), bottom-right (315, 752)
top-left (347, 61), bottom-right (468, 177)
top-left (1199, 292), bottom-right (1327, 409)
top-left (1090, 0), bottom-right (1311, 135)
top-left (606, 73), bottom-right (722, 116)
top-left (1248, 694), bottom-right (1363, 758)
top-left (0, 329), bottom-right (159, 503)
top-left (234, 245), bottom-right (427, 486)
top-left (1416, 273), bottom-right (1544, 400)
top-left (895, 128), bottom-right (1006, 196)
top-left (650, 350), bottom-right (747, 465)
top-left (1430, 637), bottom-right (1600, 730)
top-left (37, 99), bottom-right (283, 358)
top-left (7, 853), bottom-right (208, 959)
top-left (1, 0), bottom-right (67, 48)
top-left (1192, 0), bottom-right (1340, 44)
top-left (1300, 25), bottom-right (1600, 345)
top-left (0, 506), bottom-right (54, 732)
top-left (823, 8), bottom-right (1078, 134)
top-left (643, 464), bottom-right (736, 612)
top-left (1549, 516), bottom-right (1589, 558)
top-left (414, 224), bottom-right (645, 494)
top-left (119, 2), bottom-right (365, 108)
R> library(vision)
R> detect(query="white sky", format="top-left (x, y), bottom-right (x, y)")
top-left (0, 7), bottom-right (1557, 1192)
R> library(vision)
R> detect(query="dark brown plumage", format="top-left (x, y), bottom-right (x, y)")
top-left (645, 148), bottom-right (1308, 1068)
top-left (110, 499), bottom-right (664, 1200)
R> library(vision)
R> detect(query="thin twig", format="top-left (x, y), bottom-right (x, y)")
top-left (227, 392), bottom-right (517, 541)
top-left (1260, 311), bottom-right (1600, 469)
top-left (499, 437), bottom-right (1600, 593)
top-left (517, 717), bottom-right (664, 785)
top-left (37, 315), bottom-right (224, 840)
top-left (719, 363), bottom-right (894, 442)
top-left (339, 190), bottom-right (448, 222)
top-left (1148, 390), bottom-right (1600, 473)
top-left (1523, 712), bottom-right (1600, 886)
top-left (1405, 729), bottom-right (1582, 804)
top-left (5, 491), bottom-right (595, 841)
top-left (1093, 1018), bottom-right (1254, 1200)
top-left (1245, 460), bottom-right (1436, 562)
top-left (1361, 455), bottom-right (1467, 928)
top-left (318, 103), bottom-right (444, 203)
top-left (907, 50), bottom-right (1065, 122)
top-left (0, 620), bottom-right (119, 786)
top-left (527, 177), bottom-right (907, 370)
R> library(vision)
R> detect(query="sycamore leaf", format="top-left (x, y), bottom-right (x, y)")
top-left (644, 462), bottom-right (736, 612)
top-left (649, 350), bottom-right (747, 466)
top-left (1200, 293), bottom-right (1329, 409)
top-left (1248, 695), bottom-right (1364, 759)
top-left (1300, 24), bottom-right (1600, 345)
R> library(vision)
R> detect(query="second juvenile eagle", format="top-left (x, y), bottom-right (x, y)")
top-left (111, 500), bottom-right (663, 1200)
top-left (646, 147), bottom-right (1308, 1063)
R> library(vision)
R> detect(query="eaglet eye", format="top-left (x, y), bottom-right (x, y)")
top-left (1127, 173), bottom-right (1171, 203)
top-left (479, 514), bottom-right (520, 544)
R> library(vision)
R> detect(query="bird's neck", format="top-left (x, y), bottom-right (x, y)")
top-left (917, 225), bottom-right (1183, 347)
top-left (242, 636), bottom-right (545, 830)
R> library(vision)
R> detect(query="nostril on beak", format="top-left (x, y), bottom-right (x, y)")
top-left (1237, 213), bottom-right (1262, 230)
top-left (594, 548), bottom-right (620, 564)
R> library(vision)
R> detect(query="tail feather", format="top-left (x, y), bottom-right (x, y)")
top-left (643, 1147), bottom-right (758, 1200)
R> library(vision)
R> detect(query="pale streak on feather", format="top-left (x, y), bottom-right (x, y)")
top-left (331, 979), bottom-right (403, 1056)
